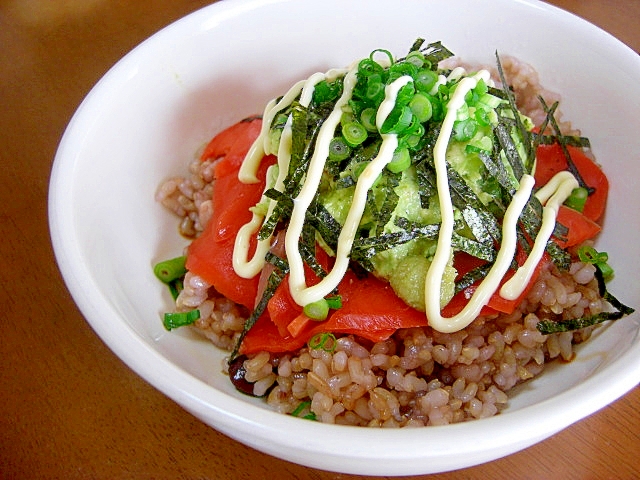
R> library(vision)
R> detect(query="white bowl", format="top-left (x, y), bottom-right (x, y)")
top-left (49, 0), bottom-right (640, 475)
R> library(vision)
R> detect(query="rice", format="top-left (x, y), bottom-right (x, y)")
top-left (157, 56), bottom-right (606, 426)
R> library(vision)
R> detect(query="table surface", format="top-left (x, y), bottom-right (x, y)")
top-left (2, 1), bottom-right (639, 478)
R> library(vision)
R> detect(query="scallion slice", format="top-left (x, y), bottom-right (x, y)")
top-left (308, 332), bottom-right (337, 352)
top-left (153, 256), bottom-right (187, 283)
top-left (303, 298), bottom-right (330, 321)
top-left (409, 93), bottom-right (433, 123)
top-left (386, 147), bottom-right (411, 173)
top-left (342, 121), bottom-right (368, 146)
top-left (564, 187), bottom-right (588, 213)
top-left (328, 137), bottom-right (351, 162)
top-left (163, 309), bottom-right (200, 331)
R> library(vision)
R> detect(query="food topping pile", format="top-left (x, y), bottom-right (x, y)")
top-left (155, 40), bottom-right (633, 426)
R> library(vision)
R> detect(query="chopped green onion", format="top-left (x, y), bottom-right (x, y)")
top-left (163, 309), bottom-right (200, 331)
top-left (303, 298), bottom-right (330, 320)
top-left (474, 78), bottom-right (488, 96)
top-left (369, 48), bottom-right (394, 67)
top-left (389, 61), bottom-right (418, 81)
top-left (381, 105), bottom-right (413, 134)
top-left (308, 332), bottom-right (337, 352)
top-left (313, 79), bottom-right (342, 104)
top-left (153, 256), bottom-right (187, 283)
top-left (578, 245), bottom-right (608, 264)
top-left (342, 121), bottom-right (368, 146)
top-left (564, 187), bottom-right (589, 212)
top-left (328, 137), bottom-right (351, 162)
top-left (365, 76), bottom-right (385, 102)
top-left (409, 93), bottom-right (433, 122)
top-left (453, 118), bottom-right (478, 142)
top-left (414, 69), bottom-right (438, 93)
top-left (405, 50), bottom-right (425, 68)
top-left (395, 82), bottom-right (416, 106)
top-left (360, 108), bottom-right (378, 132)
top-left (290, 401), bottom-right (317, 421)
top-left (358, 58), bottom-right (384, 77)
top-left (387, 147), bottom-right (411, 173)
top-left (167, 278), bottom-right (183, 301)
top-left (577, 245), bottom-right (613, 279)
top-left (474, 107), bottom-right (491, 127)
top-left (325, 295), bottom-right (343, 310)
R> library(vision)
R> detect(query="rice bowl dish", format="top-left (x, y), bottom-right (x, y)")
top-left (48, 0), bottom-right (640, 475)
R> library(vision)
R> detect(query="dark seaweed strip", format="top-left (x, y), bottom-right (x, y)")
top-left (451, 233), bottom-right (496, 262)
top-left (476, 207), bottom-right (503, 244)
top-left (283, 106), bottom-right (324, 197)
top-left (536, 266), bottom-right (635, 334)
top-left (534, 133), bottom-right (591, 148)
top-left (415, 163), bottom-right (437, 209)
top-left (445, 166), bottom-right (503, 242)
top-left (538, 97), bottom-right (593, 193)
top-left (536, 310), bottom-right (629, 334)
top-left (494, 120), bottom-right (525, 181)
top-left (532, 99), bottom-right (558, 153)
top-left (545, 240), bottom-right (571, 271)
top-left (258, 188), bottom-right (293, 240)
top-left (419, 41), bottom-right (455, 69)
top-left (478, 150), bottom-right (518, 194)
top-left (375, 174), bottom-right (400, 235)
top-left (299, 220), bottom-right (328, 280)
top-left (305, 202), bottom-right (341, 252)
top-left (394, 217), bottom-right (440, 237)
top-left (335, 175), bottom-right (356, 190)
top-left (461, 205), bottom-right (494, 245)
top-left (288, 102), bottom-right (309, 174)
top-left (446, 164), bottom-right (482, 208)
top-left (518, 196), bottom-right (543, 241)
top-left (495, 52), bottom-right (534, 169)
top-left (351, 219), bottom-right (439, 262)
top-left (412, 124), bottom-right (440, 207)
top-left (230, 268), bottom-right (286, 361)
top-left (264, 251), bottom-right (289, 273)
top-left (455, 263), bottom-right (492, 293)
top-left (487, 86), bottom-right (508, 100)
top-left (351, 231), bottom-right (419, 261)
top-left (408, 38), bottom-right (426, 54)
top-left (365, 189), bottom-right (379, 222)
top-left (259, 105), bottom-right (327, 240)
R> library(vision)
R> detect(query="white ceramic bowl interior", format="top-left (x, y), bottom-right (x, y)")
top-left (49, 0), bottom-right (640, 475)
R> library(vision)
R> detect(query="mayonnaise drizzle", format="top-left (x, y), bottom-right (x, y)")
top-left (233, 118), bottom-right (293, 278)
top-left (287, 75), bottom-right (415, 306)
top-left (232, 60), bottom-right (580, 334)
top-left (500, 170), bottom-right (579, 299)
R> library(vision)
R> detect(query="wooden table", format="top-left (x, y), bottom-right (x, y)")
top-left (2, 1), bottom-right (638, 478)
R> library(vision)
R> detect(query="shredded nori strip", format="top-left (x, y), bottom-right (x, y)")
top-left (305, 203), bottom-right (341, 252)
top-left (534, 133), bottom-right (591, 149)
top-left (408, 39), bottom-right (455, 69)
top-left (230, 266), bottom-right (287, 361)
top-left (495, 52), bottom-right (535, 170)
top-left (536, 266), bottom-right (635, 334)
top-left (351, 217), bottom-right (439, 265)
top-left (455, 263), bottom-right (493, 294)
top-left (538, 97), bottom-right (594, 194)
top-left (451, 233), bottom-right (496, 262)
